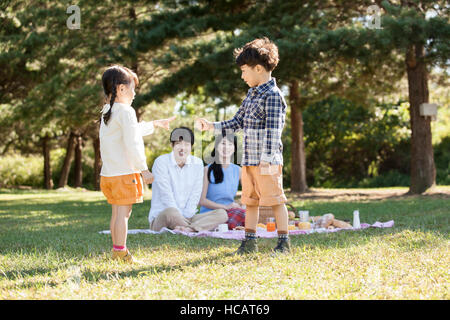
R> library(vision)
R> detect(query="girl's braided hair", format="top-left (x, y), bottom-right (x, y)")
top-left (101, 65), bottom-right (139, 125)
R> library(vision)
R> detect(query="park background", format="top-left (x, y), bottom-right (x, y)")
top-left (0, 0), bottom-right (449, 300)
top-left (0, 0), bottom-right (448, 192)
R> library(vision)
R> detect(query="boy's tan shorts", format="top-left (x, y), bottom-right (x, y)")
top-left (241, 165), bottom-right (287, 207)
top-left (100, 173), bottom-right (144, 205)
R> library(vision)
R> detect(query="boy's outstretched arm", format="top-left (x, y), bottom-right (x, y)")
top-left (195, 118), bottom-right (215, 131)
top-left (196, 104), bottom-right (245, 132)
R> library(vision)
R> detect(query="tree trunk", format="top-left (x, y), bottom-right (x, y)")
top-left (129, 6), bottom-right (144, 123)
top-left (93, 136), bottom-right (101, 191)
top-left (406, 44), bottom-right (436, 194)
top-left (74, 134), bottom-right (83, 188)
top-left (42, 135), bottom-right (54, 190)
top-left (289, 80), bottom-right (308, 193)
top-left (58, 131), bottom-right (76, 188)
top-left (215, 106), bottom-right (220, 122)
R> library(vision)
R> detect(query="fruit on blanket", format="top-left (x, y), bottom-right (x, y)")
top-left (297, 222), bottom-right (311, 230)
top-left (288, 211), bottom-right (295, 220)
top-left (332, 219), bottom-right (352, 229)
top-left (288, 225), bottom-right (296, 231)
top-left (257, 223), bottom-right (266, 229)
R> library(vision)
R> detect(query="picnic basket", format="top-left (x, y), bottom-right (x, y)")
top-left (258, 203), bottom-right (297, 223)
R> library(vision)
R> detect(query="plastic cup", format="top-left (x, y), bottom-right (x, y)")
top-left (215, 223), bottom-right (229, 232)
top-left (266, 217), bottom-right (276, 232)
top-left (299, 210), bottom-right (309, 222)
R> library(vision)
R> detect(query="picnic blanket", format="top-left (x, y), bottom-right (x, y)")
top-left (99, 220), bottom-right (394, 240)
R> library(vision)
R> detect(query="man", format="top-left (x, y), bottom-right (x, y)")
top-left (148, 127), bottom-right (228, 232)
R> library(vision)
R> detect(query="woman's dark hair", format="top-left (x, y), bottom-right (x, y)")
top-left (101, 65), bottom-right (139, 125)
top-left (207, 133), bottom-right (238, 184)
top-left (234, 36), bottom-right (279, 72)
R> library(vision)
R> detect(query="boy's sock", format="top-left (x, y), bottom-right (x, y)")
top-left (277, 231), bottom-right (289, 240)
top-left (245, 229), bottom-right (257, 239)
top-left (113, 245), bottom-right (126, 251)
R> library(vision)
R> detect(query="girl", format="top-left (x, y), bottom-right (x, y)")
top-left (199, 133), bottom-right (246, 230)
top-left (99, 65), bottom-right (175, 263)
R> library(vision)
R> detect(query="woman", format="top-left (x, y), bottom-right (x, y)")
top-left (199, 133), bottom-right (246, 230)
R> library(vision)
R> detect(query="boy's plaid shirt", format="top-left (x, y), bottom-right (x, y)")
top-left (213, 78), bottom-right (287, 166)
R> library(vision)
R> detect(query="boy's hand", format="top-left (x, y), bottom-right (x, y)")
top-left (153, 116), bottom-right (176, 130)
top-left (195, 118), bottom-right (214, 131)
top-left (259, 161), bottom-right (270, 167)
top-left (259, 161), bottom-right (273, 175)
top-left (141, 170), bottom-right (154, 184)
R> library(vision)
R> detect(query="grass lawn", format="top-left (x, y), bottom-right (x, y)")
top-left (0, 186), bottom-right (448, 300)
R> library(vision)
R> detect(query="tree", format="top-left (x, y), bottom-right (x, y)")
top-left (131, 0), bottom-right (404, 192)
top-left (1, 0), bottom-right (161, 189)
top-left (318, 0), bottom-right (450, 193)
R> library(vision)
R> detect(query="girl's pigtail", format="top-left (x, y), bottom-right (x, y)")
top-left (103, 79), bottom-right (116, 125)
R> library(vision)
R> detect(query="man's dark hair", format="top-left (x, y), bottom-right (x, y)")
top-left (170, 127), bottom-right (195, 146)
top-left (234, 37), bottom-right (279, 72)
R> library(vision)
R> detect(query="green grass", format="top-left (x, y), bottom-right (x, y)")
top-left (0, 187), bottom-right (449, 299)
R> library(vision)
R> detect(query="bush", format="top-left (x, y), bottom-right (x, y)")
top-left (0, 154), bottom-right (44, 187)
top-left (357, 170), bottom-right (410, 188)
top-left (0, 148), bottom-right (93, 189)
top-left (434, 136), bottom-right (450, 185)
top-left (0, 144), bottom-right (168, 190)
top-left (301, 96), bottom-right (411, 187)
top-left (282, 96), bottom-right (448, 188)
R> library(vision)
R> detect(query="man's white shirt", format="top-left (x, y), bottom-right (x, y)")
top-left (148, 152), bottom-right (204, 225)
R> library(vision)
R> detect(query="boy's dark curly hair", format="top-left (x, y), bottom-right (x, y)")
top-left (233, 37), bottom-right (279, 72)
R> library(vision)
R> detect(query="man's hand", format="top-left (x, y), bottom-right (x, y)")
top-left (195, 118), bottom-right (214, 131)
top-left (141, 170), bottom-right (154, 184)
top-left (153, 116), bottom-right (176, 130)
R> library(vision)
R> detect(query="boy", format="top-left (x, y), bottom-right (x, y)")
top-left (196, 37), bottom-right (290, 254)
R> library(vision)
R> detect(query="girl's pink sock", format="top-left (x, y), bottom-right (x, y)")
top-left (113, 245), bottom-right (126, 251)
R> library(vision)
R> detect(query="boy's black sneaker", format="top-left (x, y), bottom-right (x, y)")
top-left (234, 238), bottom-right (258, 255)
top-left (272, 237), bottom-right (291, 255)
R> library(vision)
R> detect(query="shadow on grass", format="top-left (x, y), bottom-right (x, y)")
top-left (1, 192), bottom-right (448, 285)
top-left (287, 188), bottom-right (450, 202)
top-left (1, 224), bottom-right (444, 286)
top-left (81, 250), bottom-right (243, 283)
